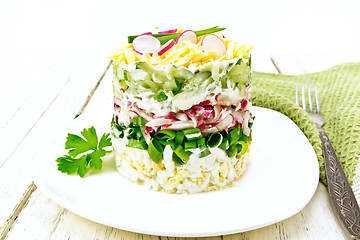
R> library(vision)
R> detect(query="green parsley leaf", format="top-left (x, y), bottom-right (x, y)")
top-left (56, 155), bottom-right (88, 178)
top-left (57, 126), bottom-right (112, 177)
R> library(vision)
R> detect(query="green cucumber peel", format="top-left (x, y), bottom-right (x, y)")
top-left (154, 91), bottom-right (168, 102)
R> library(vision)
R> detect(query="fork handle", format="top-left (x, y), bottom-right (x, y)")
top-left (318, 127), bottom-right (360, 238)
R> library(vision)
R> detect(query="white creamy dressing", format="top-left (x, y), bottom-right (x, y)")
top-left (118, 57), bottom-right (249, 117)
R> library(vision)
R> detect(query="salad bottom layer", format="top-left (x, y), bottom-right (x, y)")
top-left (113, 137), bottom-right (250, 194)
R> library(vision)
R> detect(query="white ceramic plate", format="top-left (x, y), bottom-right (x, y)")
top-left (33, 106), bottom-right (319, 237)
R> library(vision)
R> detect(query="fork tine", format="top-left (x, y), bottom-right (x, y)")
top-left (314, 84), bottom-right (321, 114)
top-left (296, 84), bottom-right (299, 106)
top-left (308, 84), bottom-right (313, 113)
top-left (301, 84), bottom-right (307, 112)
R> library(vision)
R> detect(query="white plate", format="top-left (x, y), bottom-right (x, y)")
top-left (33, 106), bottom-right (319, 237)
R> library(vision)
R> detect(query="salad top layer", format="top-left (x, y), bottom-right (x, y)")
top-left (109, 27), bottom-right (253, 68)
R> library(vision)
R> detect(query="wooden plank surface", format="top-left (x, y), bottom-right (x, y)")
top-left (1, 54), bottom-right (352, 239)
top-left (0, 53), bottom-right (111, 239)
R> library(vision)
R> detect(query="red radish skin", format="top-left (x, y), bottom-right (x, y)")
top-left (201, 34), bottom-right (227, 56)
top-left (132, 35), bottom-right (161, 55)
top-left (176, 30), bottom-right (197, 44)
top-left (158, 29), bottom-right (178, 34)
top-left (140, 32), bottom-right (152, 35)
top-left (157, 39), bottom-right (175, 56)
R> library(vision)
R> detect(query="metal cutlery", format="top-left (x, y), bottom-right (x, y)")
top-left (296, 83), bottom-right (360, 239)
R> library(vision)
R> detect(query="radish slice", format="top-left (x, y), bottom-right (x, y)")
top-left (132, 35), bottom-right (161, 54)
top-left (201, 34), bottom-right (227, 55)
top-left (176, 30), bottom-right (197, 44)
top-left (157, 39), bottom-right (175, 56)
top-left (158, 29), bottom-right (178, 34)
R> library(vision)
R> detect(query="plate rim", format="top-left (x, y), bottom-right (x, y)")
top-left (32, 106), bottom-right (319, 237)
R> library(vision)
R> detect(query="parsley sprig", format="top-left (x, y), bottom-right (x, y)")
top-left (56, 126), bottom-right (112, 177)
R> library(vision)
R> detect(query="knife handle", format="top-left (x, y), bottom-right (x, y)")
top-left (318, 127), bottom-right (360, 238)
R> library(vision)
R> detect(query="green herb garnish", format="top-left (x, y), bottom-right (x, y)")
top-left (128, 26), bottom-right (226, 44)
top-left (56, 126), bottom-right (112, 177)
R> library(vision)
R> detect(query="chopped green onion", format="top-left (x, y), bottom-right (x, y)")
top-left (135, 128), bottom-right (143, 139)
top-left (228, 125), bottom-right (240, 146)
top-left (197, 137), bottom-right (206, 149)
top-left (148, 139), bottom-right (163, 163)
top-left (126, 127), bottom-right (136, 138)
top-left (155, 130), bottom-right (176, 140)
top-left (127, 139), bottom-right (148, 150)
top-left (173, 145), bottom-right (191, 163)
top-left (184, 141), bottom-right (197, 150)
top-left (154, 91), bottom-right (168, 102)
top-left (219, 138), bottom-right (229, 151)
top-left (206, 132), bottom-right (223, 148)
top-left (159, 139), bottom-right (176, 149)
top-left (133, 116), bottom-right (144, 127)
top-left (183, 128), bottom-right (202, 141)
top-left (172, 152), bottom-right (186, 165)
top-left (175, 131), bottom-right (185, 145)
top-left (226, 145), bottom-right (237, 157)
top-left (199, 148), bottom-right (211, 158)
top-left (235, 141), bottom-right (248, 157)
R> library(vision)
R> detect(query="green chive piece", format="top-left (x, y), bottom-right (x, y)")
top-left (235, 141), bottom-right (248, 157)
top-left (183, 128), bottom-right (202, 141)
top-left (226, 145), bottom-right (237, 157)
top-left (127, 139), bottom-right (148, 150)
top-left (172, 152), bottom-right (186, 165)
top-left (126, 127), bottom-right (136, 139)
top-left (184, 141), bottom-right (197, 150)
top-left (154, 91), bottom-right (168, 102)
top-left (159, 139), bottom-right (176, 149)
top-left (148, 138), bottom-right (163, 163)
top-left (133, 116), bottom-right (144, 127)
top-left (199, 148), bottom-right (211, 158)
top-left (197, 137), bottom-right (206, 149)
top-left (228, 125), bottom-right (240, 146)
top-left (219, 138), bottom-right (229, 151)
top-left (175, 131), bottom-right (185, 145)
top-left (155, 130), bottom-right (176, 140)
top-left (206, 132), bottom-right (223, 148)
top-left (128, 27), bottom-right (226, 44)
top-left (173, 145), bottom-right (191, 163)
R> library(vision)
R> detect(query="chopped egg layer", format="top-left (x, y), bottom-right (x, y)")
top-left (113, 137), bottom-right (250, 194)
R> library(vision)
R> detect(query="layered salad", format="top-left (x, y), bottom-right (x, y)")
top-left (109, 27), bottom-right (254, 194)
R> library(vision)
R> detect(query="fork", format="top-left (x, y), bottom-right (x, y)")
top-left (296, 84), bottom-right (360, 239)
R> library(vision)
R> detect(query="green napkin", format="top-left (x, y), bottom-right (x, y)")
top-left (251, 63), bottom-right (360, 193)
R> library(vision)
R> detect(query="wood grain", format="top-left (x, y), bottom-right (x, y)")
top-left (0, 54), bottom-right (110, 238)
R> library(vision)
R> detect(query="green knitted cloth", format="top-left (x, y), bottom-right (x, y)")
top-left (251, 63), bottom-right (360, 193)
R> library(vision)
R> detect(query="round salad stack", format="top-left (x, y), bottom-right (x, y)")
top-left (109, 27), bottom-right (254, 194)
